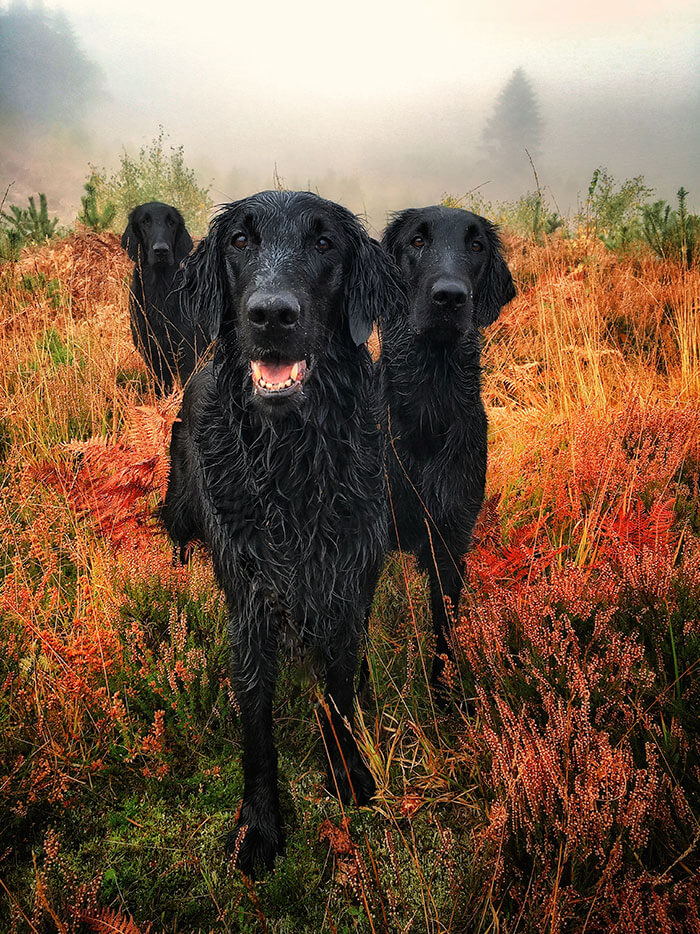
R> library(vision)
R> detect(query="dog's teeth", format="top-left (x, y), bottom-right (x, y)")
top-left (252, 362), bottom-right (262, 381)
top-left (284, 378), bottom-right (293, 387)
top-left (290, 362), bottom-right (299, 381)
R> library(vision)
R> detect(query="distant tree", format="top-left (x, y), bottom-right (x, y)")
top-left (0, 3), bottom-right (103, 127)
top-left (482, 67), bottom-right (543, 164)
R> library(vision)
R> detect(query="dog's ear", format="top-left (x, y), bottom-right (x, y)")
top-left (474, 224), bottom-right (516, 327)
top-left (345, 232), bottom-right (404, 345)
top-left (175, 216), bottom-right (229, 343)
top-left (173, 211), bottom-right (194, 263)
top-left (121, 207), bottom-right (142, 262)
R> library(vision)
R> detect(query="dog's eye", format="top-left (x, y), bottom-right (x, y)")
top-left (232, 233), bottom-right (248, 250)
top-left (142, 215), bottom-right (151, 226)
top-left (316, 237), bottom-right (332, 253)
top-left (411, 236), bottom-right (425, 249)
top-left (166, 216), bottom-right (175, 227)
top-left (471, 240), bottom-right (483, 252)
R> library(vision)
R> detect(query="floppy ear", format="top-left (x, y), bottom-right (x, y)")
top-left (474, 224), bottom-right (516, 327)
top-left (121, 208), bottom-right (142, 262)
top-left (174, 216), bottom-right (230, 343)
top-left (173, 212), bottom-right (194, 263)
top-left (345, 232), bottom-right (405, 345)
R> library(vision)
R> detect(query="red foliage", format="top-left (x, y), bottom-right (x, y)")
top-left (452, 396), bottom-right (700, 931)
top-left (82, 907), bottom-right (151, 934)
top-left (50, 397), bottom-right (181, 547)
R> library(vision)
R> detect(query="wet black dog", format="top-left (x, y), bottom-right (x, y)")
top-left (162, 191), bottom-right (401, 875)
top-left (380, 206), bottom-right (515, 697)
top-left (121, 201), bottom-right (205, 393)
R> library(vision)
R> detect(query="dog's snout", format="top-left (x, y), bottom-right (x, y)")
top-left (152, 241), bottom-right (171, 257)
top-left (431, 279), bottom-right (470, 310)
top-left (247, 291), bottom-right (301, 330)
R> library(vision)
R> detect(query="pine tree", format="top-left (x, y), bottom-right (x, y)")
top-left (482, 68), bottom-right (543, 164)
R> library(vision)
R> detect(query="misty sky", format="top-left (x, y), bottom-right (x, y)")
top-left (4, 0), bottom-right (700, 228)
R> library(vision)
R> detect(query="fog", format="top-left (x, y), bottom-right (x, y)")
top-left (1, 0), bottom-right (698, 232)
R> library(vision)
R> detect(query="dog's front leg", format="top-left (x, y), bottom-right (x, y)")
top-left (426, 551), bottom-right (463, 702)
top-left (227, 611), bottom-right (284, 877)
top-left (322, 634), bottom-right (376, 806)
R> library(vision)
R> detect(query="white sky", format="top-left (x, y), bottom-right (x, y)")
top-left (6, 0), bottom-right (700, 223)
top-left (59, 0), bottom-right (698, 102)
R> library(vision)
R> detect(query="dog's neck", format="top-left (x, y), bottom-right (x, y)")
top-left (383, 324), bottom-right (483, 397)
top-left (380, 323), bottom-right (483, 457)
top-left (136, 259), bottom-right (178, 299)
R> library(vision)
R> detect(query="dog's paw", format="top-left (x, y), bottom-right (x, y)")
top-left (226, 808), bottom-right (285, 878)
top-left (327, 756), bottom-right (376, 806)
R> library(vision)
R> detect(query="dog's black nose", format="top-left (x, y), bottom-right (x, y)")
top-left (247, 292), bottom-right (301, 330)
top-left (152, 242), bottom-right (171, 258)
top-left (431, 279), bottom-right (470, 310)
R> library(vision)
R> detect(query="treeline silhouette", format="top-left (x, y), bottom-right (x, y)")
top-left (0, 2), bottom-right (103, 127)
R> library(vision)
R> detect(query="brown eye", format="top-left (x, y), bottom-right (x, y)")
top-left (232, 233), bottom-right (248, 249)
top-left (471, 240), bottom-right (483, 252)
top-left (411, 236), bottom-right (425, 249)
top-left (316, 237), bottom-right (332, 253)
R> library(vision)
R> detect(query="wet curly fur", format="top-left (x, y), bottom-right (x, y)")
top-left (380, 206), bottom-right (515, 696)
top-left (162, 190), bottom-right (402, 875)
top-left (121, 201), bottom-right (206, 393)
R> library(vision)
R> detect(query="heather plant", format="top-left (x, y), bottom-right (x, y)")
top-left (453, 399), bottom-right (700, 931)
top-left (85, 127), bottom-right (213, 236)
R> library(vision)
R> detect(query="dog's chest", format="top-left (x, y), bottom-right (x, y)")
top-left (200, 408), bottom-right (382, 603)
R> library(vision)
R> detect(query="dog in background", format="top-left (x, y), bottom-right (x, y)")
top-left (379, 205), bottom-right (515, 698)
top-left (121, 201), bottom-right (205, 393)
top-left (162, 190), bottom-right (402, 875)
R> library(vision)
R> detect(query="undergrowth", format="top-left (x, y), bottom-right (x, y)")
top-left (0, 222), bottom-right (698, 932)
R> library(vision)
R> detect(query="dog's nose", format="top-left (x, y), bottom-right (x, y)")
top-left (431, 279), bottom-right (470, 310)
top-left (247, 292), bottom-right (301, 330)
top-left (152, 242), bottom-right (171, 257)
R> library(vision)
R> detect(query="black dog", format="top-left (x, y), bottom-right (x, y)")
top-left (121, 201), bottom-right (204, 393)
top-left (379, 206), bottom-right (515, 697)
top-left (162, 191), bottom-right (401, 875)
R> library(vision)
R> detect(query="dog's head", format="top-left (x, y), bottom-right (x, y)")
top-left (382, 206), bottom-right (515, 342)
top-left (121, 202), bottom-right (193, 269)
top-left (177, 190), bottom-right (400, 414)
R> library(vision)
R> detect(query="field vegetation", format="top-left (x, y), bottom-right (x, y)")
top-left (0, 157), bottom-right (699, 931)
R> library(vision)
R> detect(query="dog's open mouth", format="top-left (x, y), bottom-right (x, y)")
top-left (251, 359), bottom-right (307, 397)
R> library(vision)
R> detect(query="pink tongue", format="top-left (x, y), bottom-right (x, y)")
top-left (258, 362), bottom-right (294, 383)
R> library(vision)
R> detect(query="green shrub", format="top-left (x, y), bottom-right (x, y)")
top-left (85, 127), bottom-right (213, 236)
top-left (78, 173), bottom-right (116, 232)
top-left (1, 192), bottom-right (59, 258)
top-left (576, 166), bottom-right (652, 247)
top-left (445, 189), bottom-right (563, 243)
top-left (642, 187), bottom-right (699, 266)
